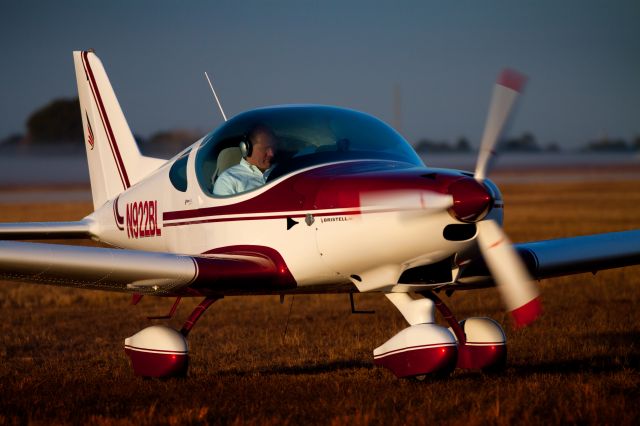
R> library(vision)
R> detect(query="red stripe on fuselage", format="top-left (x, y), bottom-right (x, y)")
top-left (164, 209), bottom-right (360, 227)
top-left (162, 179), bottom-right (307, 222)
top-left (82, 51), bottom-right (131, 189)
top-left (163, 161), bottom-right (466, 226)
top-left (161, 207), bottom-right (423, 228)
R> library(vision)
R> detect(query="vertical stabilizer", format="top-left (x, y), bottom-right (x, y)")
top-left (74, 51), bottom-right (164, 209)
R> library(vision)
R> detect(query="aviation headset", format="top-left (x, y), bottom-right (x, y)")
top-left (240, 124), bottom-right (272, 158)
top-left (239, 134), bottom-right (253, 158)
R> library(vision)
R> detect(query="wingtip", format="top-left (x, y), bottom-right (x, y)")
top-left (498, 68), bottom-right (527, 92)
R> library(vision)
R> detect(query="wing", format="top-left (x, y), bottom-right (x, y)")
top-left (0, 241), bottom-right (296, 296)
top-left (0, 220), bottom-right (93, 239)
top-left (457, 229), bottom-right (640, 286)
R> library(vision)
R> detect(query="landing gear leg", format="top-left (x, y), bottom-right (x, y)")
top-left (124, 296), bottom-right (221, 378)
top-left (419, 291), bottom-right (466, 344)
top-left (373, 293), bottom-right (457, 378)
top-left (180, 296), bottom-right (219, 337)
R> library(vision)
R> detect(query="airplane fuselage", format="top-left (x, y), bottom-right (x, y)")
top-left (89, 149), bottom-right (502, 294)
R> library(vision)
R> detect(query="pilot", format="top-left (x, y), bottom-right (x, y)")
top-left (213, 124), bottom-right (278, 196)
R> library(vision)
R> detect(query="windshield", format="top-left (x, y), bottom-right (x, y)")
top-left (196, 105), bottom-right (423, 196)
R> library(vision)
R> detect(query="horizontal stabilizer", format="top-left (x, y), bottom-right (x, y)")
top-left (0, 220), bottom-right (93, 240)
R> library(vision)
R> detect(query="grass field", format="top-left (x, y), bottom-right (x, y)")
top-left (0, 178), bottom-right (639, 425)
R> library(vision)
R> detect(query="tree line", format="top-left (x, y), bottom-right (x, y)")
top-left (0, 97), bottom-right (202, 156)
top-left (2, 97), bottom-right (639, 154)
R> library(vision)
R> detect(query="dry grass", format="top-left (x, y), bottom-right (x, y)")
top-left (0, 178), bottom-right (639, 425)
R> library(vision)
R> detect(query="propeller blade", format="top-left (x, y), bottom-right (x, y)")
top-left (476, 219), bottom-right (541, 327)
top-left (359, 190), bottom-right (453, 213)
top-left (474, 69), bottom-right (527, 181)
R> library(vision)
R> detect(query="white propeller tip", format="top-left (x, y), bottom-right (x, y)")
top-left (474, 69), bottom-right (528, 181)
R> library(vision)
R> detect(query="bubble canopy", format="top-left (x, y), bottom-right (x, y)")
top-left (196, 105), bottom-right (423, 196)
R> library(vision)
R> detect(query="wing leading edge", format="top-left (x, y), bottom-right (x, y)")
top-left (517, 229), bottom-right (640, 279)
top-left (0, 220), bottom-right (93, 239)
top-left (458, 229), bottom-right (640, 286)
top-left (0, 241), bottom-right (296, 296)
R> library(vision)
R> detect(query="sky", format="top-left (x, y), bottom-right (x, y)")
top-left (0, 0), bottom-right (639, 149)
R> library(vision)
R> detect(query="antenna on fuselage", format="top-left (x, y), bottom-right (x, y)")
top-left (204, 72), bottom-right (227, 122)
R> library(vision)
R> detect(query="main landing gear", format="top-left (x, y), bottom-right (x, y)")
top-left (123, 292), bottom-right (504, 379)
top-left (124, 296), bottom-right (219, 378)
top-left (373, 291), bottom-right (506, 379)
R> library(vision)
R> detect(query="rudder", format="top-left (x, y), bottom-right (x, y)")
top-left (74, 50), bottom-right (164, 209)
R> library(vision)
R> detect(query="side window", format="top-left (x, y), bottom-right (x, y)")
top-left (169, 150), bottom-right (191, 192)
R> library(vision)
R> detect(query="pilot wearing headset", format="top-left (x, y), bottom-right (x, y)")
top-left (213, 124), bottom-right (278, 196)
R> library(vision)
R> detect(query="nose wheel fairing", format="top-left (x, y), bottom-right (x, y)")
top-left (455, 317), bottom-right (507, 371)
top-left (373, 323), bottom-right (458, 378)
top-left (375, 291), bottom-right (507, 378)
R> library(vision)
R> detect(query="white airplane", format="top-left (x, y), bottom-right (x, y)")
top-left (1, 50), bottom-right (638, 379)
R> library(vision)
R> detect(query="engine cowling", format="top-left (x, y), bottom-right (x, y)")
top-left (455, 317), bottom-right (506, 371)
top-left (124, 325), bottom-right (189, 377)
top-left (373, 323), bottom-right (457, 378)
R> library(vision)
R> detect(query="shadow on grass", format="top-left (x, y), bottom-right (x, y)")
top-left (508, 330), bottom-right (640, 377)
top-left (214, 349), bottom-right (639, 381)
top-left (508, 353), bottom-right (639, 378)
top-left (198, 332), bottom-right (640, 380)
top-left (217, 359), bottom-right (374, 377)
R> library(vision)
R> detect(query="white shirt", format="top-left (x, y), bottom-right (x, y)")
top-left (213, 158), bottom-right (273, 196)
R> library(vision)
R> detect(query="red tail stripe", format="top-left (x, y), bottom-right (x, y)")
top-left (82, 51), bottom-right (130, 189)
top-left (81, 52), bottom-right (125, 188)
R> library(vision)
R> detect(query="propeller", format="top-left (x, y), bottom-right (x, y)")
top-left (476, 220), bottom-right (541, 327)
top-left (472, 69), bottom-right (541, 327)
top-left (360, 190), bottom-right (453, 216)
top-left (474, 69), bottom-right (527, 182)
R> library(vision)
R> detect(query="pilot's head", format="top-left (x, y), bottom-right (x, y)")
top-left (244, 124), bottom-right (277, 172)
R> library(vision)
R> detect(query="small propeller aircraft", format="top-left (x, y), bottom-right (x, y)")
top-left (1, 50), bottom-right (638, 379)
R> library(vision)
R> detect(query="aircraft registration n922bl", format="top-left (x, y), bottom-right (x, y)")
top-left (1, 50), bottom-right (639, 379)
